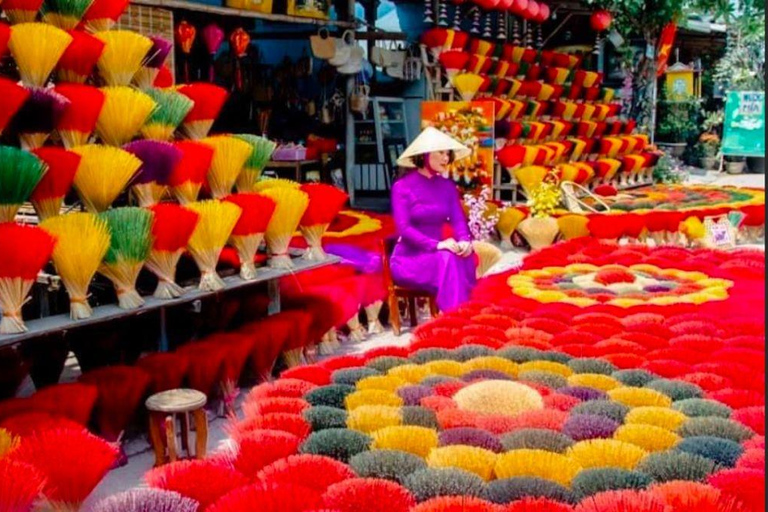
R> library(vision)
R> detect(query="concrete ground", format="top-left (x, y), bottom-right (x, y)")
top-left (80, 171), bottom-right (764, 508)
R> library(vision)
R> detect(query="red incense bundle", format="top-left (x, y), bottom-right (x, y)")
top-left (81, 0), bottom-right (130, 32)
top-left (169, 140), bottom-right (214, 204)
top-left (177, 83), bottom-right (228, 139)
top-left (299, 183), bottom-right (349, 261)
top-left (0, 224), bottom-right (56, 334)
top-left (57, 29), bottom-right (105, 84)
top-left (31, 147), bottom-right (81, 219)
top-left (146, 203), bottom-right (200, 299)
top-left (223, 193), bottom-right (276, 280)
top-left (0, 23), bottom-right (9, 57)
top-left (0, 77), bottom-right (30, 137)
top-left (54, 83), bottom-right (105, 148)
top-left (2, 0), bottom-right (44, 23)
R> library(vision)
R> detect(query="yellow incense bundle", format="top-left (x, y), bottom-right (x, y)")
top-left (497, 207), bottom-right (527, 249)
top-left (96, 86), bottom-right (156, 147)
top-left (94, 30), bottom-right (152, 86)
top-left (8, 23), bottom-right (73, 87)
top-left (186, 200), bottom-right (242, 291)
top-left (71, 144), bottom-right (141, 213)
top-left (251, 178), bottom-right (301, 192)
top-left (41, 212), bottom-right (110, 319)
top-left (200, 135), bottom-right (252, 199)
top-left (260, 187), bottom-right (309, 269)
top-left (472, 240), bottom-right (502, 278)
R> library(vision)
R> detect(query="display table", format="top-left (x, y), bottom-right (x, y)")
top-left (265, 160), bottom-right (321, 182)
top-left (0, 256), bottom-right (340, 350)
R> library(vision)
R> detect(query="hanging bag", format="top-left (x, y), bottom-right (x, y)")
top-left (310, 28), bottom-right (336, 60)
top-left (329, 30), bottom-right (355, 67)
top-left (349, 73), bottom-right (370, 118)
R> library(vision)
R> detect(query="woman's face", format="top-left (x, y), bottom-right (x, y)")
top-left (426, 150), bottom-right (451, 174)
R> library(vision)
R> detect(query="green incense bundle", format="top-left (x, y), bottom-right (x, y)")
top-left (99, 207), bottom-right (154, 310)
top-left (141, 88), bottom-right (195, 142)
top-left (234, 134), bottom-right (277, 192)
top-left (0, 146), bottom-right (47, 222)
top-left (42, 0), bottom-right (96, 30)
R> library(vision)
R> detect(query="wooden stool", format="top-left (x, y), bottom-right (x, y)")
top-left (146, 388), bottom-right (208, 467)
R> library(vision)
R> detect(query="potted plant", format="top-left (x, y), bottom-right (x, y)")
top-left (697, 132), bottom-right (721, 170)
top-left (655, 98), bottom-right (702, 159)
top-left (725, 156), bottom-right (747, 174)
top-left (518, 174), bottom-right (561, 251)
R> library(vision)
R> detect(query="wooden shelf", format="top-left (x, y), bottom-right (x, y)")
top-left (131, 0), bottom-right (357, 28)
top-left (0, 256), bottom-right (339, 348)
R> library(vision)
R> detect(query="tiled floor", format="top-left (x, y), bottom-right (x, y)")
top-left (82, 171), bottom-right (764, 507)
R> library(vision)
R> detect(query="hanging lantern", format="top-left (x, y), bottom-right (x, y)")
top-left (174, 20), bottom-right (196, 83)
top-left (202, 23), bottom-right (224, 82)
top-left (590, 9), bottom-right (613, 54)
top-left (230, 28), bottom-right (250, 91)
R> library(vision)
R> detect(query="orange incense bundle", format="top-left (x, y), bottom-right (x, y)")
top-left (177, 83), bottom-right (228, 139)
top-left (0, 77), bottom-right (30, 137)
top-left (82, 0), bottom-right (130, 32)
top-left (56, 29), bottom-right (105, 84)
top-left (53, 83), bottom-right (105, 148)
top-left (0, 224), bottom-right (56, 334)
top-left (30, 147), bottom-right (81, 219)
top-left (299, 183), bottom-right (348, 261)
top-left (169, 140), bottom-right (214, 204)
top-left (146, 203), bottom-right (200, 299)
top-left (223, 193), bottom-right (276, 280)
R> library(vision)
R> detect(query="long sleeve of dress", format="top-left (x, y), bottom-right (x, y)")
top-left (392, 183), bottom-right (439, 252)
top-left (448, 184), bottom-right (471, 242)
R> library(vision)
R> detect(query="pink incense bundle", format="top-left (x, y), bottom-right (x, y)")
top-left (0, 224), bottom-right (57, 334)
top-left (223, 193), bottom-right (276, 280)
top-left (0, 77), bottom-right (30, 137)
top-left (8, 428), bottom-right (118, 510)
top-left (124, 140), bottom-right (183, 206)
top-left (146, 203), bottom-right (200, 299)
top-left (57, 29), bottom-right (106, 84)
top-left (54, 83), bottom-right (105, 148)
top-left (169, 140), bottom-right (214, 204)
top-left (299, 183), bottom-right (349, 261)
top-left (31, 147), bottom-right (81, 219)
top-left (177, 83), bottom-right (229, 139)
top-left (82, 0), bottom-right (131, 32)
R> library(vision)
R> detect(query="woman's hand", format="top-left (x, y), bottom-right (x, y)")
top-left (437, 238), bottom-right (460, 253)
top-left (456, 241), bottom-right (473, 258)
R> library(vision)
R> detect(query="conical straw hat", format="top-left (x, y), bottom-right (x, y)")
top-left (397, 127), bottom-right (471, 168)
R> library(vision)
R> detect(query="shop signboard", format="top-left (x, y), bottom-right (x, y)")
top-left (721, 91), bottom-right (765, 157)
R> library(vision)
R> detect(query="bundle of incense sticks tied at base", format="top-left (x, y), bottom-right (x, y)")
top-left (146, 203), bottom-right (200, 299)
top-left (30, 147), bottom-right (82, 220)
top-left (299, 183), bottom-right (349, 261)
top-left (169, 140), bottom-right (214, 204)
top-left (223, 193), bottom-right (276, 280)
top-left (260, 186), bottom-right (309, 269)
top-left (124, 140), bottom-right (182, 207)
top-left (186, 200), bottom-right (242, 291)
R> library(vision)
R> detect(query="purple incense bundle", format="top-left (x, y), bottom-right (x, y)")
top-left (92, 488), bottom-right (200, 512)
top-left (15, 88), bottom-right (70, 150)
top-left (123, 140), bottom-right (182, 206)
top-left (135, 36), bottom-right (173, 89)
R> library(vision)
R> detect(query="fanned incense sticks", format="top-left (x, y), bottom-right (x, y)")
top-left (0, 77), bottom-right (30, 136)
top-left (299, 183), bottom-right (348, 261)
top-left (146, 203), bottom-right (199, 299)
top-left (54, 83), bottom-right (105, 148)
top-left (200, 135), bottom-right (252, 199)
top-left (30, 146), bottom-right (81, 219)
top-left (134, 36), bottom-right (172, 89)
top-left (260, 187), bottom-right (309, 269)
top-left (8, 23), bottom-right (73, 87)
top-left (223, 193), bottom-right (276, 280)
top-left (177, 83), bottom-right (228, 139)
top-left (94, 30), bottom-right (152, 86)
top-left (234, 134), bottom-right (277, 193)
top-left (40, 212), bottom-right (111, 319)
top-left (0, 145), bottom-right (46, 222)
top-left (96, 86), bottom-right (156, 146)
top-left (124, 140), bottom-right (182, 207)
top-left (141, 88), bottom-right (194, 142)
top-left (42, 0), bottom-right (95, 29)
top-left (71, 144), bottom-right (141, 212)
top-left (169, 140), bottom-right (214, 204)
top-left (2, 0), bottom-right (45, 24)
top-left (56, 29), bottom-right (105, 84)
top-left (186, 200), bottom-right (241, 291)
top-left (81, 0), bottom-right (130, 32)
top-left (14, 87), bottom-right (69, 150)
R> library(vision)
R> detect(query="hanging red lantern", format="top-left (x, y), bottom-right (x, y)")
top-left (498, 0), bottom-right (513, 10)
top-left (174, 20), bottom-right (196, 54)
top-left (590, 9), bottom-right (613, 32)
top-left (536, 3), bottom-right (550, 22)
top-left (525, 0), bottom-right (539, 20)
top-left (510, 0), bottom-right (527, 13)
top-left (230, 28), bottom-right (250, 57)
top-left (475, 0), bottom-right (500, 10)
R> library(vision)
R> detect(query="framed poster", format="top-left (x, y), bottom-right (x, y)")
top-left (721, 91), bottom-right (765, 157)
top-left (421, 101), bottom-right (495, 190)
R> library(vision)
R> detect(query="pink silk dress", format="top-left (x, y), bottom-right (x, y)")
top-left (390, 171), bottom-right (477, 312)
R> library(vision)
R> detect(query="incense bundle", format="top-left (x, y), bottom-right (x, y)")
top-left (0, 224), bottom-right (56, 334)
top-left (2, 0), bottom-right (44, 24)
top-left (8, 23), bottom-right (73, 87)
top-left (124, 140), bottom-right (182, 207)
top-left (200, 135), bottom-right (252, 199)
top-left (81, 0), bottom-right (130, 32)
top-left (98, 207), bottom-right (153, 309)
top-left (234, 134), bottom-right (277, 192)
top-left (56, 29), bottom-right (104, 84)
top-left (40, 212), bottom-right (110, 319)
top-left (0, 77), bottom-right (30, 136)
top-left (178, 83), bottom-right (228, 139)
top-left (169, 140), bottom-right (214, 204)
top-left (14, 87), bottom-right (70, 149)
top-left (0, 146), bottom-right (47, 222)
top-left (146, 203), bottom-right (199, 299)
top-left (96, 86), bottom-right (156, 146)
top-left (42, 0), bottom-right (95, 29)
top-left (299, 184), bottom-right (348, 261)
top-left (54, 83), bottom-right (105, 148)
top-left (71, 144), bottom-right (141, 212)
top-left (496, 207), bottom-right (526, 249)
top-left (251, 178), bottom-right (301, 192)
top-left (0, 23), bottom-right (8, 56)
top-left (223, 193), bottom-right (276, 280)
top-left (472, 241), bottom-right (502, 278)
top-left (134, 36), bottom-right (172, 89)
top-left (31, 147), bottom-right (81, 219)
top-left (141, 88), bottom-right (194, 142)
top-left (94, 30), bottom-right (152, 86)
top-left (260, 187), bottom-right (309, 269)
top-left (186, 200), bottom-right (242, 291)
